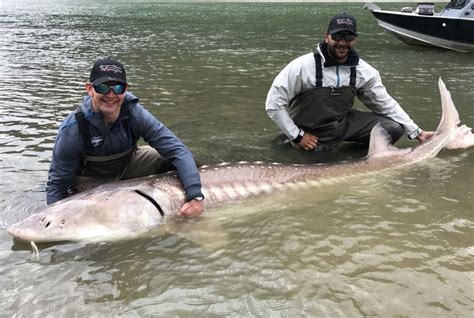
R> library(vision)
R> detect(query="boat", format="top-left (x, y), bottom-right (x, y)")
top-left (364, 1), bottom-right (474, 52)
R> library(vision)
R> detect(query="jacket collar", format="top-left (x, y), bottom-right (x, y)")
top-left (316, 42), bottom-right (359, 67)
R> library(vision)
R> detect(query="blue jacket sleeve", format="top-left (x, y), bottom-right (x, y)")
top-left (132, 103), bottom-right (203, 200)
top-left (46, 116), bottom-right (83, 204)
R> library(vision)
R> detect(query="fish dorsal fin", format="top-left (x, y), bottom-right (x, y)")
top-left (367, 123), bottom-right (403, 158)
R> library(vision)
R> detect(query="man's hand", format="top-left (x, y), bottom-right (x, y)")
top-left (177, 199), bottom-right (204, 217)
top-left (297, 132), bottom-right (319, 151)
top-left (416, 130), bottom-right (435, 143)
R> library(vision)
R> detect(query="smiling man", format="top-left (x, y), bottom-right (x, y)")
top-left (266, 13), bottom-right (433, 152)
top-left (46, 58), bottom-right (204, 217)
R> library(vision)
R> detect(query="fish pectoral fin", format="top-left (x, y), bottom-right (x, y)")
top-left (167, 217), bottom-right (229, 251)
top-left (367, 123), bottom-right (407, 159)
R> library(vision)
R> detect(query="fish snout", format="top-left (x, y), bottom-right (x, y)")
top-left (6, 224), bottom-right (19, 237)
top-left (6, 214), bottom-right (67, 242)
top-left (6, 223), bottom-right (30, 242)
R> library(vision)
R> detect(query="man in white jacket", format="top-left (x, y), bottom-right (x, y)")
top-left (265, 13), bottom-right (433, 152)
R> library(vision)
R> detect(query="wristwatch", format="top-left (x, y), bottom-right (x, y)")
top-left (292, 129), bottom-right (305, 143)
top-left (193, 196), bottom-right (204, 202)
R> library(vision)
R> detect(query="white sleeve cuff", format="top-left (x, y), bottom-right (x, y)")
top-left (408, 128), bottom-right (422, 140)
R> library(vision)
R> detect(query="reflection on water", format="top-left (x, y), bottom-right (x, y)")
top-left (0, 1), bottom-right (473, 316)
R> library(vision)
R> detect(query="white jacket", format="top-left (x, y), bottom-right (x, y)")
top-left (265, 44), bottom-right (421, 141)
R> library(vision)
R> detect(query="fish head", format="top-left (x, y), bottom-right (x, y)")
top-left (7, 199), bottom-right (98, 243)
top-left (7, 186), bottom-right (173, 243)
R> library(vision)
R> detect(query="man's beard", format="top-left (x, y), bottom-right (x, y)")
top-left (328, 43), bottom-right (350, 61)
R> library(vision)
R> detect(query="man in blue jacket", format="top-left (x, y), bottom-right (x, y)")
top-left (46, 58), bottom-right (204, 217)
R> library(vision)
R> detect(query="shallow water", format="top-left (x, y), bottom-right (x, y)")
top-left (0, 1), bottom-right (473, 317)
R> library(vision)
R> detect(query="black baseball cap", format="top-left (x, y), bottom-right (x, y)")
top-left (89, 58), bottom-right (127, 85)
top-left (327, 13), bottom-right (357, 35)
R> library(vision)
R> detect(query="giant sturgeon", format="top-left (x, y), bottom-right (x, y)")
top-left (6, 79), bottom-right (474, 246)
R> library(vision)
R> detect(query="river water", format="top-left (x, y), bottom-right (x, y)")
top-left (0, 1), bottom-right (473, 317)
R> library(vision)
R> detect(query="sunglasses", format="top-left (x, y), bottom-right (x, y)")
top-left (93, 83), bottom-right (127, 95)
top-left (330, 33), bottom-right (356, 42)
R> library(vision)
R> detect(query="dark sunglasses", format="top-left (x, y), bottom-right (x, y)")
top-left (93, 83), bottom-right (127, 95)
top-left (330, 33), bottom-right (356, 42)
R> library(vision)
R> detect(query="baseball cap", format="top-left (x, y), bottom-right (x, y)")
top-left (89, 58), bottom-right (127, 85)
top-left (327, 13), bottom-right (357, 35)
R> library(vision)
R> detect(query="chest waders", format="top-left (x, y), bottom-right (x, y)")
top-left (74, 104), bottom-right (137, 181)
top-left (289, 53), bottom-right (356, 147)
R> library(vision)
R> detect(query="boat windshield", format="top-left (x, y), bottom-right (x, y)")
top-left (445, 0), bottom-right (469, 9)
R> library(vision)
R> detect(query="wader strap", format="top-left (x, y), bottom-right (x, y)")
top-left (314, 53), bottom-right (323, 87)
top-left (119, 102), bottom-right (132, 139)
top-left (349, 66), bottom-right (356, 88)
top-left (313, 53), bottom-right (357, 88)
top-left (75, 109), bottom-right (93, 156)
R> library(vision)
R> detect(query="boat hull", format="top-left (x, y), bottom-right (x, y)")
top-left (371, 11), bottom-right (474, 52)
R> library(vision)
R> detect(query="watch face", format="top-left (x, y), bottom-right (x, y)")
top-left (193, 196), bottom-right (204, 201)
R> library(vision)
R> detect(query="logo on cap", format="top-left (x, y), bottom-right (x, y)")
top-left (336, 18), bottom-right (354, 26)
top-left (99, 65), bottom-right (123, 74)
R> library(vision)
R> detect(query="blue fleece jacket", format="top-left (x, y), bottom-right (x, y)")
top-left (46, 92), bottom-right (202, 204)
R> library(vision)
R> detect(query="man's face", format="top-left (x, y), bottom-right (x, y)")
top-left (85, 81), bottom-right (127, 123)
top-left (324, 31), bottom-right (357, 63)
